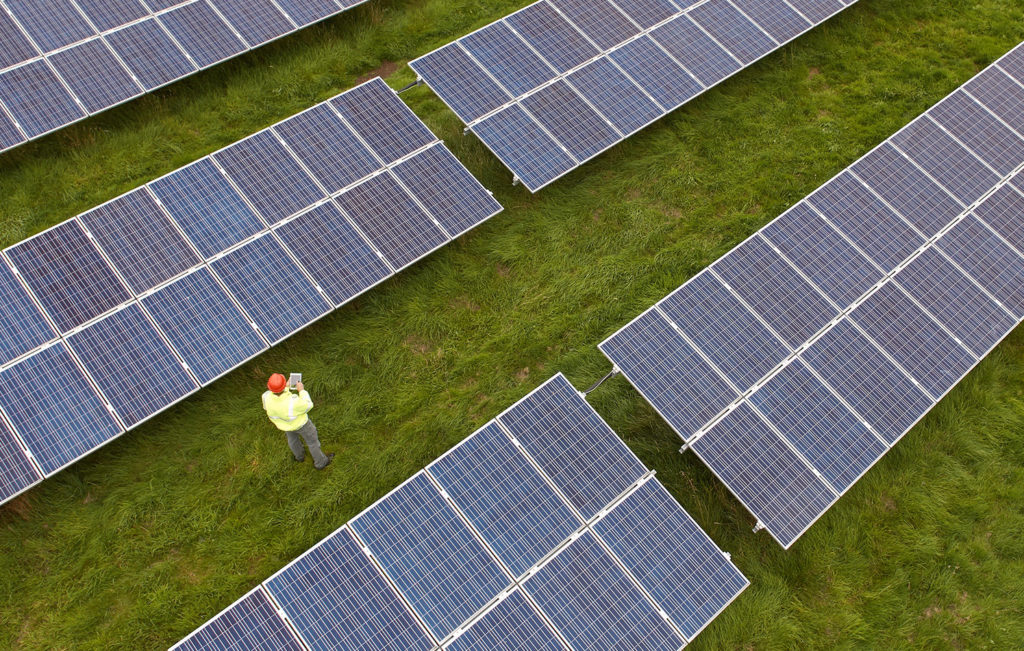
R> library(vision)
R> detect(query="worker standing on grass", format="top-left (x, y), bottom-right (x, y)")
top-left (262, 373), bottom-right (334, 470)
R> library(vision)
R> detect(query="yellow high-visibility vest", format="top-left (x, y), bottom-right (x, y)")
top-left (262, 389), bottom-right (313, 432)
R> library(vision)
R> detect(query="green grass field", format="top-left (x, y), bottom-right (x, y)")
top-left (1, 0), bottom-right (1023, 648)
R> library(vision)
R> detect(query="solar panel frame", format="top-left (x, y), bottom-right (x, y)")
top-left (564, 56), bottom-right (663, 136)
top-left (0, 9), bottom-right (40, 71)
top-left (171, 586), bottom-right (304, 651)
top-left (928, 90), bottom-right (1024, 176)
top-left (46, 38), bottom-right (143, 113)
top-left (0, 261), bottom-right (57, 367)
top-left (520, 79), bottom-right (623, 160)
top-left (0, 416), bottom-right (42, 505)
top-left (964, 68), bottom-right (1024, 136)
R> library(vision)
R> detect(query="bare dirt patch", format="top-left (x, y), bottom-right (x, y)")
top-left (356, 61), bottom-right (398, 85)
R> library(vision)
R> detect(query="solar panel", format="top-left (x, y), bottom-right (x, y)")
top-left (411, 0), bottom-right (858, 191)
top-left (173, 587), bottom-right (304, 651)
top-left (177, 373), bottom-right (747, 648)
top-left (0, 0), bottom-right (371, 154)
top-left (0, 78), bottom-right (503, 507)
top-left (0, 418), bottom-right (41, 505)
top-left (601, 42), bottom-right (1024, 547)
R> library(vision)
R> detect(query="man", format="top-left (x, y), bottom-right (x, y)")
top-left (262, 373), bottom-right (334, 470)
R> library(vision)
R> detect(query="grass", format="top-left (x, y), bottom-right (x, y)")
top-left (1, 0), bottom-right (1023, 647)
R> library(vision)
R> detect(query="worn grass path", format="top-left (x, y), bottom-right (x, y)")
top-left (1, 0), bottom-right (1022, 648)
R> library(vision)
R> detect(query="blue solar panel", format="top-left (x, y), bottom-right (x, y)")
top-left (731, 0), bottom-right (811, 43)
top-left (521, 80), bottom-right (621, 160)
top-left (594, 478), bottom-right (748, 640)
top-left (0, 61), bottom-right (85, 138)
top-left (209, 0), bottom-right (293, 46)
top-left (210, 234), bottom-right (330, 343)
top-left (462, 21), bottom-right (557, 97)
top-left (998, 44), bottom-right (1024, 84)
top-left (5, 0), bottom-right (95, 52)
top-left (599, 309), bottom-right (739, 440)
top-left (712, 235), bottom-right (838, 347)
top-left (548, 0), bottom-right (640, 51)
top-left (0, 419), bottom-right (41, 505)
top-left (965, 68), bottom-right (1024, 136)
top-left (0, 109), bottom-right (26, 149)
top-left (971, 181), bottom-right (1024, 255)
top-left (849, 283), bottom-right (976, 399)
top-left (0, 263), bottom-right (55, 366)
top-left (0, 343), bottom-right (122, 475)
top-left (762, 202), bottom-right (883, 307)
top-left (650, 15), bottom-right (742, 87)
top-left (850, 142), bottom-right (964, 237)
top-left (150, 158), bottom-right (266, 258)
top-left (806, 171), bottom-right (925, 271)
top-left (275, 0), bottom-right (340, 26)
top-left (891, 116), bottom-right (1000, 206)
top-left (105, 19), bottom-right (197, 91)
top-left (331, 78), bottom-right (436, 164)
top-left (141, 269), bottom-right (267, 385)
top-left (263, 527), bottom-right (434, 651)
top-left (274, 201), bottom-right (391, 306)
top-left (748, 359), bottom-right (886, 492)
top-left (784, 0), bottom-right (846, 23)
top-left (691, 403), bottom-right (836, 548)
top-left (504, 1), bottom-right (599, 74)
top-left (688, 0), bottom-right (777, 65)
top-left (613, 0), bottom-right (678, 29)
top-left (78, 189), bottom-right (200, 294)
top-left (659, 271), bottom-right (790, 389)
top-left (391, 144), bottom-right (502, 237)
top-left (7, 220), bottom-right (131, 332)
top-left (472, 105), bottom-right (576, 191)
top-left (350, 472), bottom-right (510, 639)
top-left (498, 374), bottom-right (647, 519)
top-left (0, 11), bottom-right (38, 70)
top-left (408, 43), bottom-right (512, 124)
top-left (47, 40), bottom-right (142, 113)
top-left (608, 35), bottom-right (702, 111)
top-left (74, 0), bottom-right (147, 32)
top-left (566, 57), bottom-right (662, 136)
top-left (801, 320), bottom-right (933, 445)
top-left (429, 422), bottom-right (580, 577)
top-left (928, 90), bottom-right (1024, 176)
top-left (274, 103), bottom-right (381, 194)
top-left (948, 214), bottom-right (1024, 320)
top-left (334, 173), bottom-right (448, 270)
top-left (174, 588), bottom-right (303, 651)
top-left (67, 304), bottom-right (198, 427)
top-left (158, 1), bottom-right (247, 69)
top-left (213, 130), bottom-right (325, 224)
top-left (447, 590), bottom-right (563, 651)
top-left (525, 531), bottom-right (683, 651)
top-left (893, 247), bottom-right (1014, 357)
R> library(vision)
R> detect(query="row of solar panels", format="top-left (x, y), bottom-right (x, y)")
top-left (410, 0), bottom-right (857, 191)
top-left (175, 374), bottom-right (748, 651)
top-left (0, 0), bottom-right (368, 153)
top-left (600, 43), bottom-right (1024, 547)
top-left (0, 78), bottom-right (502, 506)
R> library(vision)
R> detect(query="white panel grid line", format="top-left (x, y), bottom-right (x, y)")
top-left (962, 87), bottom-right (1024, 141)
top-left (169, 585), bottom-right (308, 651)
top-left (722, 0), bottom-right (783, 45)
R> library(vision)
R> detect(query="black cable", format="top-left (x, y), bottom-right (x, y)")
top-left (397, 79), bottom-right (422, 94)
top-left (584, 367), bottom-right (618, 395)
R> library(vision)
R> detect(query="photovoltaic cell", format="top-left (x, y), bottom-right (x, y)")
top-left (801, 320), bottom-right (933, 445)
top-left (712, 235), bottom-right (837, 347)
top-left (784, 0), bottom-right (845, 23)
top-left (141, 269), bottom-right (267, 385)
top-left (608, 35), bottom-right (702, 111)
top-left (945, 212), bottom-right (1024, 321)
top-left (213, 130), bottom-right (324, 224)
top-left (78, 189), bottom-right (200, 294)
top-left (998, 44), bottom-right (1024, 84)
top-left (447, 590), bottom-right (563, 651)
top-left (211, 234), bottom-right (330, 343)
top-left (150, 158), bottom-right (266, 258)
top-left (928, 90), bottom-right (1024, 176)
top-left (158, 1), bottom-right (247, 69)
top-left (659, 271), bottom-right (790, 389)
top-left (73, 0), bottom-right (148, 32)
top-left (173, 588), bottom-right (303, 651)
top-left (762, 202), bottom-right (883, 307)
top-left (650, 15), bottom-right (741, 87)
top-left (408, 43), bottom-right (511, 124)
top-left (0, 343), bottom-right (122, 475)
top-left (472, 105), bottom-right (576, 191)
top-left (691, 403), bottom-right (836, 548)
top-left (47, 40), bottom-right (142, 113)
top-left (612, 0), bottom-right (678, 29)
top-left (688, 0), bottom-right (777, 65)
top-left (594, 478), bottom-right (748, 640)
top-left (971, 183), bottom-right (1024, 254)
top-left (893, 247), bottom-right (1014, 357)
top-left (5, 0), bottom-right (95, 52)
top-left (525, 531), bottom-right (683, 651)
top-left (0, 110), bottom-right (24, 149)
top-left (505, 1), bottom-right (599, 74)
top-left (462, 21), bottom-right (557, 97)
top-left (0, 11), bottom-right (38, 70)
top-left (331, 78), bottom-right (436, 164)
top-left (275, 0), bottom-right (341, 26)
top-left (850, 283), bottom-right (975, 399)
top-left (0, 263), bottom-right (56, 366)
top-left (263, 528), bottom-right (434, 651)
top-left (730, 0), bottom-right (811, 43)
top-left (391, 144), bottom-right (502, 237)
top-left (498, 374), bottom-right (647, 518)
top-left (274, 201), bottom-right (391, 306)
top-left (965, 68), bottom-right (1024, 135)
top-left (105, 19), bottom-right (196, 91)
top-left (6, 220), bottom-right (131, 332)
top-left (548, 0), bottom-right (640, 51)
top-left (209, 0), bottom-right (293, 46)
top-left (0, 60), bottom-right (85, 138)
top-left (429, 422), bottom-right (580, 577)
top-left (334, 173), bottom-right (448, 269)
top-left (350, 473), bottom-right (510, 639)
top-left (521, 80), bottom-right (621, 160)
top-left (67, 304), bottom-right (198, 427)
top-left (0, 419), bottom-right (40, 505)
top-left (566, 57), bottom-right (662, 136)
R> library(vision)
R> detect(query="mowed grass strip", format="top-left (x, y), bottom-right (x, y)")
top-left (1, 0), bottom-right (1023, 648)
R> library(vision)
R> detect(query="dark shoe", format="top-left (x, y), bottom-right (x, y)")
top-left (293, 456), bottom-right (304, 463)
top-left (315, 453), bottom-right (335, 470)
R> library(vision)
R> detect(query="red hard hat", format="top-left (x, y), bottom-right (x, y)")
top-left (267, 373), bottom-right (287, 393)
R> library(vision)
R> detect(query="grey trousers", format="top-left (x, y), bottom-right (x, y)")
top-left (287, 419), bottom-right (329, 468)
